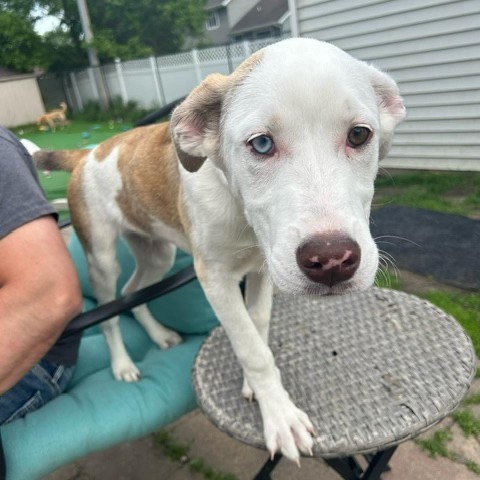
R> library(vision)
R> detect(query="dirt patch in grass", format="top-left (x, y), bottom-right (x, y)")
top-left (395, 269), bottom-right (465, 296)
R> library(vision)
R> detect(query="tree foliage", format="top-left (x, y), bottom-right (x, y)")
top-left (0, 10), bottom-right (47, 72)
top-left (85, 0), bottom-right (207, 59)
top-left (0, 0), bottom-right (207, 72)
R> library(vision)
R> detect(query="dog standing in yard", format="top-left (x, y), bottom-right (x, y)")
top-left (33, 38), bottom-right (405, 462)
top-left (37, 102), bottom-right (69, 131)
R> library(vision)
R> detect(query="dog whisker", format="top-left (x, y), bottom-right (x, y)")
top-left (378, 249), bottom-right (397, 265)
top-left (374, 235), bottom-right (421, 248)
top-left (236, 221), bottom-right (252, 240)
top-left (375, 269), bottom-right (390, 287)
top-left (377, 168), bottom-right (395, 183)
top-left (233, 244), bottom-right (262, 255)
top-left (377, 249), bottom-right (400, 285)
top-left (374, 240), bottom-right (397, 247)
top-left (372, 199), bottom-right (394, 207)
top-left (378, 252), bottom-right (395, 271)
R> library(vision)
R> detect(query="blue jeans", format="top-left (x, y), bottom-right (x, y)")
top-left (0, 359), bottom-right (74, 425)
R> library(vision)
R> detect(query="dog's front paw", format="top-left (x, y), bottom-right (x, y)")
top-left (112, 356), bottom-right (141, 382)
top-left (260, 393), bottom-right (315, 464)
top-left (150, 325), bottom-right (182, 350)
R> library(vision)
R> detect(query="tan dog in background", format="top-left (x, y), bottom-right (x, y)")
top-left (37, 102), bottom-right (69, 131)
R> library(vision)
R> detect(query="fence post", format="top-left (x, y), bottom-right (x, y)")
top-left (69, 72), bottom-right (83, 111)
top-left (61, 74), bottom-right (75, 111)
top-left (287, 0), bottom-right (300, 37)
top-left (243, 40), bottom-right (251, 59)
top-left (87, 67), bottom-right (100, 103)
top-left (226, 43), bottom-right (233, 73)
top-left (149, 56), bottom-right (165, 106)
top-left (115, 58), bottom-right (129, 104)
top-left (191, 49), bottom-right (202, 84)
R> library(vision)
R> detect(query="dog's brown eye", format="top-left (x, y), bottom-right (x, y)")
top-left (347, 126), bottom-right (371, 147)
top-left (249, 135), bottom-right (275, 155)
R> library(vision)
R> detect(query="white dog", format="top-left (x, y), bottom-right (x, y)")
top-left (34, 38), bottom-right (405, 462)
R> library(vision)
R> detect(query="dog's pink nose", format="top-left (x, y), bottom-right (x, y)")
top-left (296, 235), bottom-right (361, 287)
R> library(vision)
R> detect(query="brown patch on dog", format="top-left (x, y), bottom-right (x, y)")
top-left (232, 50), bottom-right (264, 81)
top-left (93, 132), bottom-right (127, 162)
top-left (115, 123), bottom-right (185, 234)
top-left (67, 159), bottom-right (92, 251)
top-left (176, 183), bottom-right (191, 234)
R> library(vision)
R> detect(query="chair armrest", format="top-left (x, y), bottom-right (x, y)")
top-left (61, 265), bottom-right (196, 338)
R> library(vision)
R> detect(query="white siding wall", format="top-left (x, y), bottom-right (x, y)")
top-left (295, 0), bottom-right (480, 171)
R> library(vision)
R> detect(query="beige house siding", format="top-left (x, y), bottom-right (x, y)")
top-left (0, 76), bottom-right (45, 128)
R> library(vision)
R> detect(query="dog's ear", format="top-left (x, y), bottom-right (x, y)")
top-left (369, 67), bottom-right (406, 160)
top-left (171, 73), bottom-right (230, 172)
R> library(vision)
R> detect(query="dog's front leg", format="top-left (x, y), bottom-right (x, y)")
top-left (242, 271), bottom-right (274, 401)
top-left (197, 263), bottom-right (314, 463)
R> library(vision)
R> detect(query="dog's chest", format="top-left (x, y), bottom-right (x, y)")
top-left (189, 202), bottom-right (263, 275)
top-left (181, 161), bottom-right (265, 273)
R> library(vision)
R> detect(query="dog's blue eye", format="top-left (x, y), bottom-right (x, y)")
top-left (347, 126), bottom-right (372, 147)
top-left (249, 135), bottom-right (274, 155)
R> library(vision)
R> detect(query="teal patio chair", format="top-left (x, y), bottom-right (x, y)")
top-left (0, 230), bottom-right (218, 480)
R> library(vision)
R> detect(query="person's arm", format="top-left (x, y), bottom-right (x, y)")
top-left (0, 215), bottom-right (82, 393)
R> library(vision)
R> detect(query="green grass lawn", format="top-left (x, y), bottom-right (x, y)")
top-left (374, 170), bottom-right (480, 218)
top-left (17, 121), bottom-right (131, 215)
top-left (424, 292), bottom-right (480, 358)
top-left (14, 120), bottom-right (131, 150)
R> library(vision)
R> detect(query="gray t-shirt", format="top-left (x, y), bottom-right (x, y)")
top-left (0, 126), bottom-right (81, 365)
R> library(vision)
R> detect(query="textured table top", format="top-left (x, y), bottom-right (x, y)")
top-left (192, 288), bottom-right (476, 458)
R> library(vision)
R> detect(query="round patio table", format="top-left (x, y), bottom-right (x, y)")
top-left (192, 288), bottom-right (476, 479)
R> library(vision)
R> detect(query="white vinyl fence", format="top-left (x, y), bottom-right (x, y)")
top-left (58, 37), bottom-right (285, 112)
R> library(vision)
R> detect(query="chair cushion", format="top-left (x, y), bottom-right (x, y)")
top-left (1, 232), bottom-right (218, 480)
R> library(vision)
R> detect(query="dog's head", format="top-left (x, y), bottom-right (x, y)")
top-left (171, 38), bottom-right (405, 295)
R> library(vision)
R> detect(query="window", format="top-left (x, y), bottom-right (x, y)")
top-left (256, 30), bottom-right (273, 39)
top-left (205, 11), bottom-right (220, 31)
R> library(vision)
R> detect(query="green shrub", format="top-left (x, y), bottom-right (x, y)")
top-left (72, 96), bottom-right (154, 123)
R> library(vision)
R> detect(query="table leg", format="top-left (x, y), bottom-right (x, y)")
top-left (325, 446), bottom-right (397, 480)
top-left (253, 453), bottom-right (282, 480)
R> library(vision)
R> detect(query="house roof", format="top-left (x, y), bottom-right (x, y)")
top-left (230, 0), bottom-right (288, 35)
top-left (0, 66), bottom-right (42, 82)
top-left (205, 0), bottom-right (231, 11)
